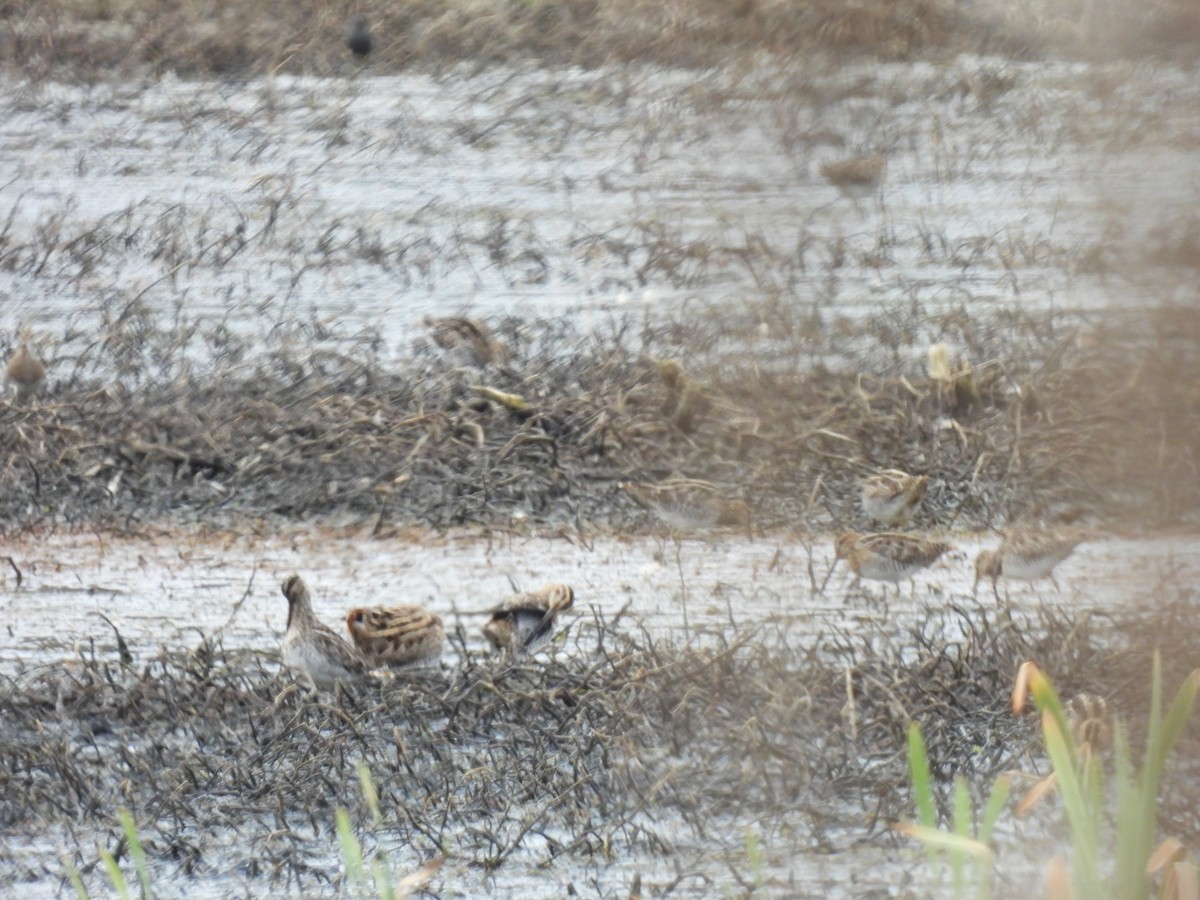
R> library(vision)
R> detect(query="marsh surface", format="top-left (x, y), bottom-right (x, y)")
top-left (2, 59), bottom-right (1197, 350)
top-left (1, 53), bottom-right (1199, 899)
top-left (2, 528), bottom-right (1198, 897)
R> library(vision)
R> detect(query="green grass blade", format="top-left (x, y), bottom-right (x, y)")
top-left (98, 847), bottom-right (131, 900)
top-left (894, 823), bottom-right (993, 862)
top-left (357, 764), bottom-right (382, 828)
top-left (973, 775), bottom-right (1011, 900)
top-left (1117, 665), bottom-right (1199, 899)
top-left (336, 808), bottom-right (366, 891)
top-left (1028, 669), bottom-right (1075, 759)
top-left (978, 773), bottom-right (1012, 846)
top-left (745, 826), bottom-right (765, 888)
top-left (951, 775), bottom-right (972, 894)
top-left (62, 855), bottom-right (90, 899)
top-left (1042, 711), bottom-right (1102, 898)
top-left (907, 723), bottom-right (937, 829)
top-left (371, 857), bottom-right (395, 900)
top-left (952, 775), bottom-right (972, 839)
top-left (118, 808), bottom-right (154, 900)
top-left (1146, 651), bottom-right (1164, 759)
top-left (1146, 668), bottom-right (1199, 787)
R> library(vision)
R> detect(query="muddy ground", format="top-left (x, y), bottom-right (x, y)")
top-left (2, 2), bottom-right (1200, 895)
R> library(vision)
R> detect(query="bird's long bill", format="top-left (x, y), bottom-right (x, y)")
top-left (818, 557), bottom-right (839, 593)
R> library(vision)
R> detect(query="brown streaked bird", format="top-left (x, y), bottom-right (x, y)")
top-left (823, 532), bottom-right (953, 592)
top-left (1012, 666), bottom-right (1112, 817)
top-left (280, 575), bottom-right (369, 688)
top-left (346, 14), bottom-right (372, 57)
top-left (619, 479), bottom-right (751, 535)
top-left (345, 603), bottom-right (445, 668)
top-left (483, 583), bottom-right (575, 655)
top-left (820, 153), bottom-right (887, 200)
top-left (425, 316), bottom-right (511, 367)
top-left (6, 336), bottom-right (45, 404)
top-left (861, 469), bottom-right (929, 527)
top-left (1067, 693), bottom-right (1112, 756)
top-left (974, 528), bottom-right (1088, 598)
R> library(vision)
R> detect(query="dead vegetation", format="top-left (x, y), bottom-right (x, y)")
top-left (1, 299), bottom-right (1197, 535)
top-left (1, 0), bottom-right (1198, 82)
top-left (1, 573), bottom-right (1197, 893)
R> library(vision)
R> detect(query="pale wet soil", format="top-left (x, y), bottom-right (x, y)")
top-left (1, 526), bottom-right (1198, 897)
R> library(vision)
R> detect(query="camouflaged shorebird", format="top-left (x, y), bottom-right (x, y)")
top-left (482, 583), bottom-right (575, 655)
top-left (5, 336), bottom-right (45, 404)
top-left (820, 153), bottom-right (886, 200)
top-left (974, 528), bottom-right (1087, 598)
top-left (425, 316), bottom-right (511, 367)
top-left (619, 479), bottom-right (751, 535)
top-left (824, 532), bottom-right (953, 592)
top-left (860, 469), bottom-right (929, 527)
top-left (345, 603), bottom-right (446, 668)
top-left (280, 575), bottom-right (369, 688)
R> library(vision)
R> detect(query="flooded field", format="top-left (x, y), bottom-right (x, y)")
top-left (2, 526), bottom-right (1198, 897)
top-left (2, 528), bottom-right (1198, 673)
top-left (2, 58), bottom-right (1198, 352)
top-left (1, 42), bottom-right (1199, 900)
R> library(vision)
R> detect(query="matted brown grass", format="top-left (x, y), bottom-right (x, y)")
top-left (2, 301), bottom-right (1198, 535)
top-left (3, 0), bottom-right (1198, 82)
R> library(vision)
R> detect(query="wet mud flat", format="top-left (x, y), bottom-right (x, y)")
top-left (0, 25), bottom-right (1197, 896)
top-left (1, 526), bottom-right (1199, 897)
top-left (0, 289), bottom-right (1199, 897)
top-left (2, 55), bottom-right (1199, 343)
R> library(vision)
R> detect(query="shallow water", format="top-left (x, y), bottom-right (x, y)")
top-left (2, 51), bottom-right (1199, 897)
top-left (2, 58), bottom-right (1198, 359)
top-left (3, 528), bottom-right (1197, 677)
top-left (1, 526), bottom-right (1198, 896)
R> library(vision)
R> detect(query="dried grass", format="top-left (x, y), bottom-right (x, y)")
top-left (2, 300), bottom-right (1197, 534)
top-left (2, 576), bottom-right (1197, 890)
top-left (2, 0), bottom-right (1197, 82)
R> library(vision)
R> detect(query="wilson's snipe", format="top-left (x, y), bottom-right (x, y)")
top-left (425, 316), bottom-right (510, 367)
top-left (280, 574), bottom-right (368, 688)
top-left (5, 335), bottom-right (45, 404)
top-left (820, 154), bottom-right (886, 200)
top-left (974, 528), bottom-right (1088, 598)
top-left (482, 583), bottom-right (575, 655)
top-left (619, 479), bottom-right (750, 535)
top-left (824, 531), bottom-right (953, 591)
top-left (345, 603), bottom-right (445, 668)
top-left (860, 469), bottom-right (929, 527)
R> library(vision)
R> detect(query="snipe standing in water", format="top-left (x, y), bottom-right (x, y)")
top-left (974, 528), bottom-right (1088, 598)
top-left (823, 531), bottom-right (953, 592)
top-left (345, 603), bottom-right (445, 668)
top-left (483, 583), bottom-right (575, 655)
top-left (280, 575), bottom-right (369, 689)
top-left (820, 153), bottom-right (886, 202)
top-left (619, 479), bottom-right (751, 536)
top-left (860, 469), bottom-right (929, 527)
